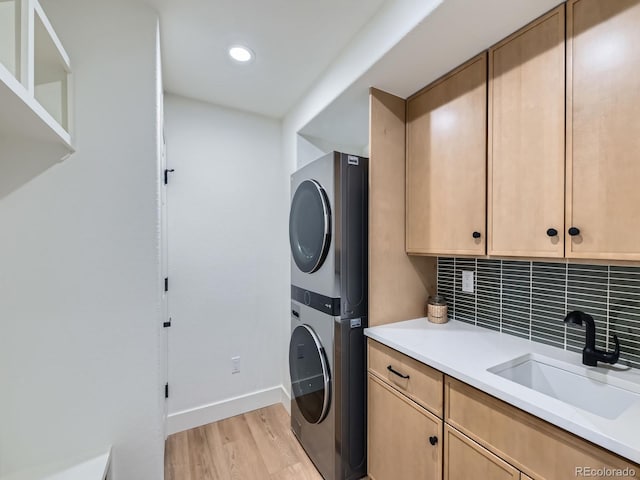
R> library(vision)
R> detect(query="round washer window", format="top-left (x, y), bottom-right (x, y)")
top-left (289, 180), bottom-right (331, 273)
top-left (289, 324), bottom-right (330, 424)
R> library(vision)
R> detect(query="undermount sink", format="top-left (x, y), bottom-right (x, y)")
top-left (488, 354), bottom-right (640, 419)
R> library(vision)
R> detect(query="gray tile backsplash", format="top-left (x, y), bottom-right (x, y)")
top-left (437, 258), bottom-right (640, 369)
top-left (476, 259), bottom-right (501, 331)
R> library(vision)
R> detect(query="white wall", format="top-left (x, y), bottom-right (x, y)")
top-left (0, 1), bottom-right (164, 479)
top-left (164, 95), bottom-right (288, 433)
top-left (283, 0), bottom-right (443, 153)
top-left (279, 0), bottom-right (561, 396)
top-left (278, 0), bottom-right (442, 399)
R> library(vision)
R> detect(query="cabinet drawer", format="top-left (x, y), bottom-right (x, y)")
top-left (444, 424), bottom-right (519, 480)
top-left (445, 376), bottom-right (640, 480)
top-left (368, 339), bottom-right (443, 417)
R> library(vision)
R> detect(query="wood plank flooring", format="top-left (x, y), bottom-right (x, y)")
top-left (165, 404), bottom-right (323, 480)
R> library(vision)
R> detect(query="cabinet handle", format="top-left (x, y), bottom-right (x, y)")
top-left (546, 228), bottom-right (558, 237)
top-left (472, 231), bottom-right (481, 239)
top-left (429, 436), bottom-right (438, 446)
top-left (387, 365), bottom-right (410, 380)
top-left (568, 227), bottom-right (581, 236)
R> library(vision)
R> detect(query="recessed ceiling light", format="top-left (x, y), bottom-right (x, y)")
top-left (229, 45), bottom-right (254, 63)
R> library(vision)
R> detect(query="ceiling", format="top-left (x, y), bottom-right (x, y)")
top-left (300, 0), bottom-right (563, 150)
top-left (145, 0), bottom-right (388, 118)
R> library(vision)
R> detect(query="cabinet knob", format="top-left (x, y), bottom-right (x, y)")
top-left (472, 231), bottom-right (481, 239)
top-left (429, 436), bottom-right (438, 446)
top-left (546, 228), bottom-right (558, 237)
top-left (568, 227), bottom-right (581, 236)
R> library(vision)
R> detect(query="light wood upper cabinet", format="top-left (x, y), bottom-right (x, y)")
top-left (406, 54), bottom-right (487, 256)
top-left (368, 89), bottom-right (436, 326)
top-left (368, 373), bottom-right (442, 480)
top-left (567, 0), bottom-right (640, 260)
top-left (488, 6), bottom-right (565, 257)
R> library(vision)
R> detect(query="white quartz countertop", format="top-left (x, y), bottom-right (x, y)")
top-left (364, 318), bottom-right (640, 464)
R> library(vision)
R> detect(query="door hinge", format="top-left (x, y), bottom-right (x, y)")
top-left (163, 318), bottom-right (172, 328)
top-left (164, 169), bottom-right (175, 185)
top-left (164, 277), bottom-right (169, 292)
top-left (165, 383), bottom-right (169, 399)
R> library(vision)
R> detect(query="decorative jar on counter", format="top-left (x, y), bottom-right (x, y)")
top-left (427, 295), bottom-right (448, 324)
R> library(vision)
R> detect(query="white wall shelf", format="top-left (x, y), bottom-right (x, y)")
top-left (0, 0), bottom-right (18, 78)
top-left (0, 61), bottom-right (71, 149)
top-left (0, 0), bottom-right (73, 182)
top-left (0, 450), bottom-right (111, 480)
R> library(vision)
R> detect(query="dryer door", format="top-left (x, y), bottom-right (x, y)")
top-left (289, 324), bottom-right (331, 424)
top-left (289, 179), bottom-right (331, 273)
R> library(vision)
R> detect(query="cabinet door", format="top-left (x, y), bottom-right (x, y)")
top-left (368, 373), bottom-right (442, 480)
top-left (567, 0), bottom-right (640, 260)
top-left (488, 7), bottom-right (565, 257)
top-left (444, 425), bottom-right (519, 480)
top-left (406, 53), bottom-right (487, 256)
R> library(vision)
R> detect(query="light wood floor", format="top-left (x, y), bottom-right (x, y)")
top-left (165, 404), bottom-right (323, 480)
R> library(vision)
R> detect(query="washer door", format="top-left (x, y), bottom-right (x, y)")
top-left (289, 179), bottom-right (331, 273)
top-left (289, 324), bottom-right (331, 424)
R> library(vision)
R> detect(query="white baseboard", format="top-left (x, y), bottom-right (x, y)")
top-left (167, 385), bottom-right (288, 435)
top-left (280, 385), bottom-right (291, 415)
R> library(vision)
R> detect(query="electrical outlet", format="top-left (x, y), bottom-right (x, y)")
top-left (231, 356), bottom-right (240, 374)
top-left (462, 270), bottom-right (474, 293)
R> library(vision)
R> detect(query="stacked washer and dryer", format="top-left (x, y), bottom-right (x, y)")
top-left (288, 151), bottom-right (368, 480)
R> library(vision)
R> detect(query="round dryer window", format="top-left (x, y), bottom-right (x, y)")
top-left (289, 324), bottom-right (331, 424)
top-left (289, 180), bottom-right (331, 273)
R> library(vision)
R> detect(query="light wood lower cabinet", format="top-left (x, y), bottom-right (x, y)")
top-left (367, 341), bottom-right (640, 480)
top-left (445, 376), bottom-right (640, 480)
top-left (444, 424), bottom-right (519, 480)
top-left (367, 373), bottom-right (442, 480)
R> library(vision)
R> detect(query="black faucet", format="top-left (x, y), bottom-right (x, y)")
top-left (563, 311), bottom-right (620, 367)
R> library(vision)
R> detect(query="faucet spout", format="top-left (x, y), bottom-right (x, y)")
top-left (563, 311), bottom-right (620, 367)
